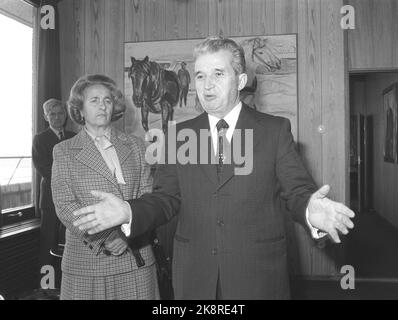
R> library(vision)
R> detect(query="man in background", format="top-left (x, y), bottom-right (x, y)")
top-left (178, 61), bottom-right (191, 108)
top-left (32, 99), bottom-right (75, 276)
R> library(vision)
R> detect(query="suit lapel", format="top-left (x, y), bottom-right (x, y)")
top-left (72, 130), bottom-right (119, 187)
top-left (217, 104), bottom-right (262, 190)
top-left (192, 113), bottom-right (219, 187)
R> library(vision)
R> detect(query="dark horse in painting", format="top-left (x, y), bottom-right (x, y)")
top-left (128, 56), bottom-right (180, 134)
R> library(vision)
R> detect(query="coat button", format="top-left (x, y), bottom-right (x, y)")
top-left (212, 248), bottom-right (218, 255)
top-left (217, 219), bottom-right (224, 227)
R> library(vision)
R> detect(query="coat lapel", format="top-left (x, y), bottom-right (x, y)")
top-left (72, 129), bottom-right (119, 187)
top-left (110, 129), bottom-right (133, 166)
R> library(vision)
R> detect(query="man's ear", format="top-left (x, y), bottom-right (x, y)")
top-left (238, 73), bottom-right (248, 91)
top-left (43, 113), bottom-right (49, 122)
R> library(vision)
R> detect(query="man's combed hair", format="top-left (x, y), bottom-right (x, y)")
top-left (67, 74), bottom-right (126, 126)
top-left (193, 36), bottom-right (246, 75)
top-left (43, 98), bottom-right (66, 115)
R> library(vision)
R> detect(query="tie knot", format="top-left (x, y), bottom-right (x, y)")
top-left (216, 119), bottom-right (229, 132)
top-left (58, 131), bottom-right (64, 140)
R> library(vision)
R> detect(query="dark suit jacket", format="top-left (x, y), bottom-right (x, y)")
top-left (32, 128), bottom-right (75, 209)
top-left (129, 104), bottom-right (317, 299)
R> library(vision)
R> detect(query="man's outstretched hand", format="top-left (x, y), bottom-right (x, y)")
top-left (73, 191), bottom-right (131, 235)
top-left (308, 185), bottom-right (355, 243)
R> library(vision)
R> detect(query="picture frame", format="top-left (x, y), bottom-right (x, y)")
top-left (383, 83), bottom-right (398, 163)
top-left (124, 34), bottom-right (298, 141)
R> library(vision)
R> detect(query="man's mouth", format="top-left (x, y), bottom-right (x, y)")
top-left (203, 94), bottom-right (217, 101)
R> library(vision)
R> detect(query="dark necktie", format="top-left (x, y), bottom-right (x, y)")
top-left (58, 131), bottom-right (64, 140)
top-left (216, 119), bottom-right (229, 178)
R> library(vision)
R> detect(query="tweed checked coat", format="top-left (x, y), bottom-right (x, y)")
top-left (52, 128), bottom-right (155, 277)
top-left (129, 104), bottom-right (318, 299)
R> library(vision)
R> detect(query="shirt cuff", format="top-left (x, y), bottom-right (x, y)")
top-left (305, 208), bottom-right (327, 239)
top-left (120, 201), bottom-right (132, 237)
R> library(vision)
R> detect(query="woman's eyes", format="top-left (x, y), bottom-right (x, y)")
top-left (88, 97), bottom-right (113, 104)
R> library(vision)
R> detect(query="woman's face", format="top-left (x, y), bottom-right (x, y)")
top-left (81, 84), bottom-right (114, 131)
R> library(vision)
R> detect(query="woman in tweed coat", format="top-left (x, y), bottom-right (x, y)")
top-left (52, 74), bottom-right (159, 300)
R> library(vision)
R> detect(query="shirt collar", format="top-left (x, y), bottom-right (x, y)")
top-left (50, 127), bottom-right (64, 137)
top-left (84, 127), bottom-right (112, 149)
top-left (208, 101), bottom-right (242, 134)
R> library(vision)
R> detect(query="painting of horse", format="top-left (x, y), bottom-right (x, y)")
top-left (127, 56), bottom-right (179, 134)
top-left (124, 34), bottom-right (297, 140)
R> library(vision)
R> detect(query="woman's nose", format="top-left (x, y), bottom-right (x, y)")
top-left (98, 99), bottom-right (106, 109)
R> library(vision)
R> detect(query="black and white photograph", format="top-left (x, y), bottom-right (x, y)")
top-left (0, 0), bottom-right (398, 304)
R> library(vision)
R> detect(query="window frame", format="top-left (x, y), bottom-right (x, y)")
top-left (0, 1), bottom-right (38, 229)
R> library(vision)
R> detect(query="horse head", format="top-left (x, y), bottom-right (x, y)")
top-left (240, 38), bottom-right (281, 79)
top-left (128, 56), bottom-right (151, 107)
top-left (251, 38), bottom-right (281, 73)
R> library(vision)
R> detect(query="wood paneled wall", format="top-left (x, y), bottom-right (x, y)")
top-left (58, 0), bottom-right (348, 276)
top-left (347, 0), bottom-right (398, 71)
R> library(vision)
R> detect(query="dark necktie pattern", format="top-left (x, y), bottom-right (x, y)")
top-left (216, 119), bottom-right (229, 178)
top-left (58, 131), bottom-right (64, 140)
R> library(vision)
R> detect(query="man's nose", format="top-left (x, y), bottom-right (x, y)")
top-left (204, 76), bottom-right (215, 89)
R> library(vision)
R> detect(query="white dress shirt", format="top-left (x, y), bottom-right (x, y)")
top-left (208, 102), bottom-right (242, 155)
top-left (85, 127), bottom-right (126, 185)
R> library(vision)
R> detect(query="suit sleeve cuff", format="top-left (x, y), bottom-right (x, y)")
top-left (305, 208), bottom-right (327, 239)
top-left (121, 201), bottom-right (133, 237)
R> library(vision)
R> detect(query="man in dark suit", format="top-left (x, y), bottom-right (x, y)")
top-left (32, 99), bottom-right (75, 270)
top-left (72, 37), bottom-right (355, 299)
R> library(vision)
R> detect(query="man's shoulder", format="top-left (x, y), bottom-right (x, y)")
top-left (34, 128), bottom-right (52, 138)
top-left (242, 104), bottom-right (289, 129)
top-left (175, 112), bottom-right (206, 131)
top-left (33, 128), bottom-right (55, 145)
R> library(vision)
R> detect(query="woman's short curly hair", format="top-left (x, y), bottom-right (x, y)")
top-left (67, 74), bottom-right (126, 125)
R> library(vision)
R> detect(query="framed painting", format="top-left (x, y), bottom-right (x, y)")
top-left (383, 83), bottom-right (398, 163)
top-left (124, 35), bottom-right (297, 141)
